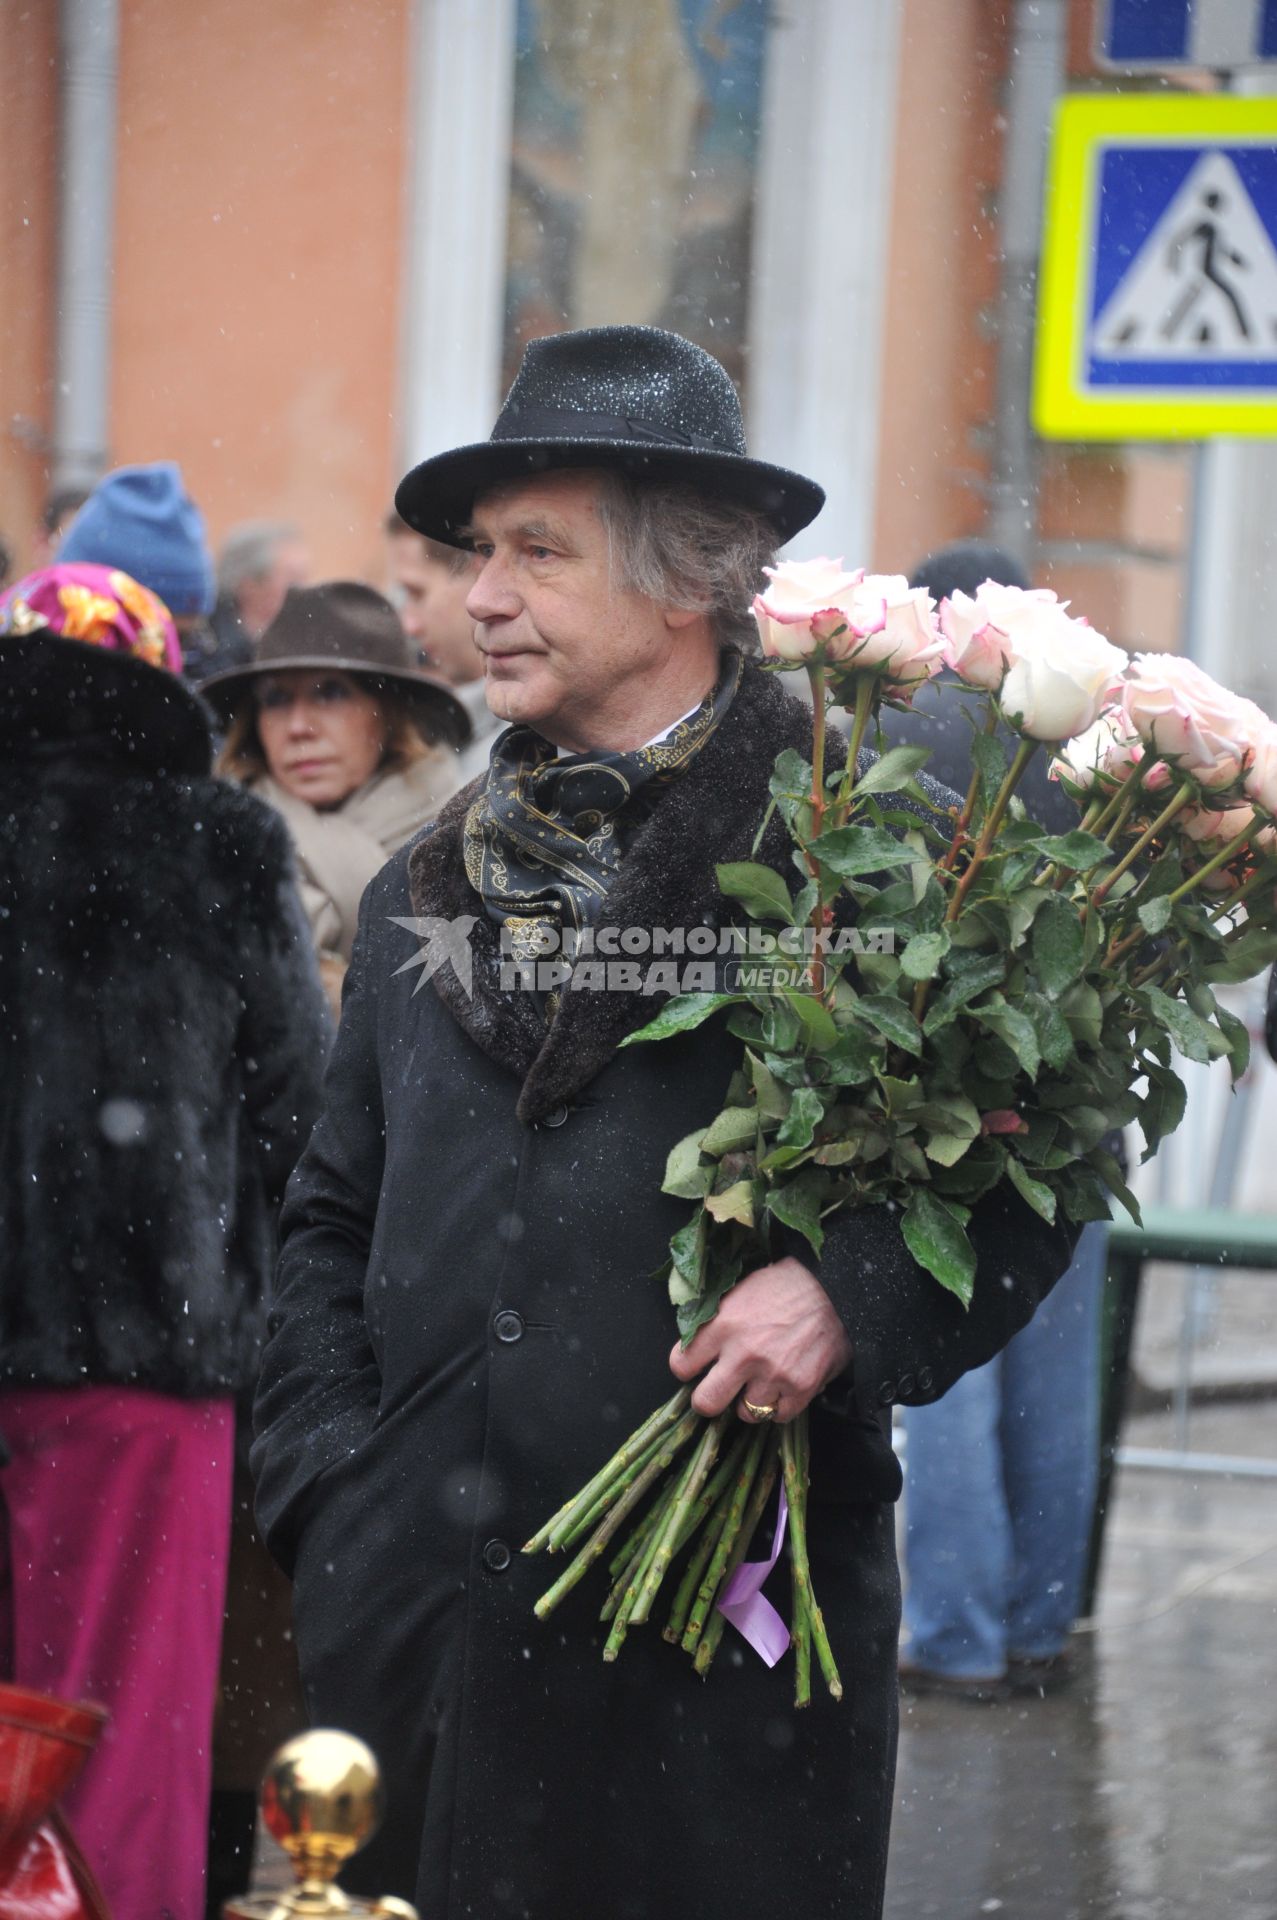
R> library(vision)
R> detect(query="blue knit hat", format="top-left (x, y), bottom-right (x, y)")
top-left (58, 462), bottom-right (216, 617)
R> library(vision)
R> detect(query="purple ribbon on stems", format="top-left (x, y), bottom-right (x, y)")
top-left (716, 1484), bottom-right (791, 1666)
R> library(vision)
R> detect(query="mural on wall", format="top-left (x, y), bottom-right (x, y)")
top-left (503, 0), bottom-right (768, 395)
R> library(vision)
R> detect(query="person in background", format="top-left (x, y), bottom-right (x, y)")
top-left (0, 562), bottom-right (329, 1920)
top-left (204, 580), bottom-right (470, 1015)
top-left (385, 509), bottom-right (501, 782)
top-left (883, 539), bottom-right (1107, 1700)
top-left (207, 520), bottom-right (312, 680)
top-left (0, 535), bottom-right (10, 594)
top-left (56, 460), bottom-right (220, 683)
top-left (32, 485), bottom-right (91, 566)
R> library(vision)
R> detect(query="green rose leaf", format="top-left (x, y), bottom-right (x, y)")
top-left (623, 991), bottom-right (740, 1047)
top-left (784, 991), bottom-right (839, 1051)
top-left (856, 993), bottom-right (923, 1056)
top-left (1138, 894), bottom-right (1174, 937)
top-left (662, 1129), bottom-right (711, 1199)
top-left (901, 1189), bottom-right (977, 1308)
top-left (746, 1049), bottom-right (792, 1121)
top-left (1030, 896), bottom-right (1085, 998)
top-left (668, 1210), bottom-right (707, 1298)
top-left (765, 1170), bottom-right (827, 1257)
top-left (974, 1002), bottom-right (1041, 1079)
top-left (700, 1106), bottom-right (758, 1156)
top-left (900, 929), bottom-right (952, 982)
top-left (1140, 985), bottom-right (1219, 1066)
top-left (704, 1180), bottom-right (756, 1227)
top-left (716, 861), bottom-right (795, 925)
top-left (1034, 830), bottom-right (1111, 872)
top-left (851, 744), bottom-right (933, 798)
top-left (777, 1085), bottom-right (825, 1150)
top-left (1005, 1155), bottom-right (1057, 1224)
top-left (924, 1131), bottom-right (976, 1168)
top-left (812, 824), bottom-right (926, 879)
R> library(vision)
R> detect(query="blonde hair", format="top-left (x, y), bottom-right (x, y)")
top-left (215, 682), bottom-right (430, 783)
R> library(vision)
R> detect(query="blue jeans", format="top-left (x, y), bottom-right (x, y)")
top-left (900, 1222), bottom-right (1106, 1677)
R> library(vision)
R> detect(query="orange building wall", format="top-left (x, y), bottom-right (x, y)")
top-left (110, 0), bottom-right (413, 582)
top-left (0, 5), bottom-right (60, 571)
top-left (871, 0), bottom-right (1008, 575)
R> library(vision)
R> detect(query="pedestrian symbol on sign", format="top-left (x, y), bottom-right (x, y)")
top-left (1094, 150), bottom-right (1277, 360)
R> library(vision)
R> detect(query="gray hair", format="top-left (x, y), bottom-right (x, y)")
top-left (217, 520), bottom-right (303, 596)
top-left (593, 473), bottom-right (777, 652)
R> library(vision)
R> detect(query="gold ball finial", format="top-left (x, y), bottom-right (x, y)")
top-left (262, 1729), bottom-right (382, 1906)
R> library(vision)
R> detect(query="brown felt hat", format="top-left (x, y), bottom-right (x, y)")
top-left (199, 580), bottom-right (471, 749)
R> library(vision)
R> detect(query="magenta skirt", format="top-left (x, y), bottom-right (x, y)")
top-left (0, 1385), bottom-right (234, 1920)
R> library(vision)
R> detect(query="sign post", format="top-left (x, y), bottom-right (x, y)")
top-left (1033, 94), bottom-right (1277, 440)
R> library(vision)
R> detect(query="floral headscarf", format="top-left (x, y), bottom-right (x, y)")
top-left (0, 563), bottom-right (183, 674)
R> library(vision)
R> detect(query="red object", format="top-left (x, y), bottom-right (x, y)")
top-left (0, 1386), bottom-right (234, 1919)
top-left (0, 1683), bottom-right (112, 1918)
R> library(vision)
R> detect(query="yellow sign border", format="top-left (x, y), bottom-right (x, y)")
top-left (1033, 95), bottom-right (1277, 441)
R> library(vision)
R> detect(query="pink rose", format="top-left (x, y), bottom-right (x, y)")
top-left (939, 582), bottom-right (1059, 690)
top-left (752, 559), bottom-right (945, 695)
top-left (1048, 710), bottom-right (1173, 801)
top-left (752, 557), bottom-right (880, 664)
top-left (830, 573), bottom-right (947, 698)
top-left (1123, 655), bottom-right (1256, 792)
top-left (1243, 720), bottom-right (1277, 817)
top-left (940, 581), bottom-right (1127, 741)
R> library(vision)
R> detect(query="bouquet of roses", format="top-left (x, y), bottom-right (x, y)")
top-left (524, 559), bottom-right (1277, 1706)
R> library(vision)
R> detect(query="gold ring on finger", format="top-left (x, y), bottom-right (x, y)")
top-left (743, 1398), bottom-right (777, 1421)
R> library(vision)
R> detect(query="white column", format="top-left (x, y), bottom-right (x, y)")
top-left (54, 0), bottom-right (119, 490)
top-left (748, 0), bottom-right (902, 560)
top-left (399, 0), bottom-right (517, 471)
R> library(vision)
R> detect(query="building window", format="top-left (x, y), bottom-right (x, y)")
top-left (502, 0), bottom-right (769, 396)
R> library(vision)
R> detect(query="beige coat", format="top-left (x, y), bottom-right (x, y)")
top-left (249, 750), bottom-right (464, 1010)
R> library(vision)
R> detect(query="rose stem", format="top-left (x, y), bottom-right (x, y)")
top-left (527, 1386), bottom-right (691, 1554)
top-left (662, 1430), bottom-right (755, 1641)
top-left (944, 737), bottom-right (1038, 925)
top-left (682, 1426), bottom-right (767, 1654)
top-left (603, 1458), bottom-right (697, 1661)
top-left (557, 1424), bottom-right (675, 1552)
top-left (532, 1410), bottom-right (700, 1620)
top-left (835, 673), bottom-right (875, 819)
top-left (782, 1415), bottom-right (842, 1700)
top-left (791, 1560), bottom-right (812, 1710)
top-left (600, 1500), bottom-right (670, 1621)
top-left (1088, 784), bottom-right (1196, 911)
top-left (1165, 819), bottom-right (1259, 904)
top-left (937, 707), bottom-right (997, 878)
top-left (692, 1440), bottom-right (782, 1678)
top-left (630, 1413), bottom-right (730, 1625)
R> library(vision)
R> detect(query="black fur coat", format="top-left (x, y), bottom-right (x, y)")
top-left (0, 710), bottom-right (331, 1398)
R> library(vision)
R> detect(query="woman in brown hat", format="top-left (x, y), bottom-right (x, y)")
top-left (205, 580), bottom-right (472, 1011)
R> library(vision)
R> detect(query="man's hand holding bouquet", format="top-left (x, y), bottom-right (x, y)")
top-left (524, 558), bottom-right (1277, 1706)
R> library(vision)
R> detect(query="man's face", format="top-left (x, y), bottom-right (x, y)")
top-left (464, 470), bottom-right (689, 747)
top-left (388, 533), bottom-right (482, 687)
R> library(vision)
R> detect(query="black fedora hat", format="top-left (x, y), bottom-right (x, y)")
top-left (200, 581), bottom-right (471, 749)
top-left (394, 325), bottom-right (825, 547)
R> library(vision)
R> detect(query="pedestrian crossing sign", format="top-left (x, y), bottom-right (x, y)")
top-left (1033, 95), bottom-right (1277, 440)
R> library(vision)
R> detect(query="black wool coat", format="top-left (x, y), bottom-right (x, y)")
top-left (0, 716), bottom-right (331, 1398)
top-left (254, 664), bottom-right (1076, 1920)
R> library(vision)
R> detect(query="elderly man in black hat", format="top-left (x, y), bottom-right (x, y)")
top-left (253, 326), bottom-right (1074, 1918)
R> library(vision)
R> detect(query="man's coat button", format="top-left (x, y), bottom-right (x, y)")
top-left (541, 1104), bottom-right (570, 1128)
top-left (493, 1310), bottom-right (525, 1343)
top-left (876, 1380), bottom-right (896, 1406)
top-left (482, 1539), bottom-right (512, 1574)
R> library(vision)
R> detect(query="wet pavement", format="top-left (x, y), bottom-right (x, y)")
top-left (886, 1399), bottom-right (1277, 1919)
